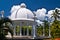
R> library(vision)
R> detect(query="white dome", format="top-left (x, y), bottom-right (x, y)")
top-left (16, 8), bottom-right (34, 18)
top-left (10, 3), bottom-right (34, 21)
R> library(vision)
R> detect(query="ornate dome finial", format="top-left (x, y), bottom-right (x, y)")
top-left (20, 3), bottom-right (26, 8)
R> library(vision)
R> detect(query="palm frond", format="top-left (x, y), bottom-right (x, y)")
top-left (0, 17), bottom-right (13, 40)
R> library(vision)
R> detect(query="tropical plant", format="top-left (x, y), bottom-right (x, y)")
top-left (51, 20), bottom-right (60, 38)
top-left (36, 20), bottom-right (49, 36)
top-left (0, 17), bottom-right (13, 40)
top-left (36, 25), bottom-right (43, 36)
top-left (51, 8), bottom-right (60, 38)
top-left (16, 26), bottom-right (20, 35)
top-left (51, 8), bottom-right (60, 21)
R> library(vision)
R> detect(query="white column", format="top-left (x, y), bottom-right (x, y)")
top-left (20, 26), bottom-right (22, 36)
top-left (20, 23), bottom-right (22, 36)
top-left (31, 25), bottom-right (33, 36)
top-left (43, 24), bottom-right (45, 36)
top-left (27, 27), bottom-right (28, 36)
top-left (33, 24), bottom-right (36, 38)
top-left (14, 26), bottom-right (16, 36)
top-left (23, 25), bottom-right (25, 35)
top-left (27, 23), bottom-right (29, 36)
top-left (49, 24), bottom-right (51, 37)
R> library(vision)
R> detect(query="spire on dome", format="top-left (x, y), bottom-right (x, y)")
top-left (20, 3), bottom-right (26, 8)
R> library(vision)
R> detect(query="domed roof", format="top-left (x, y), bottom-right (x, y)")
top-left (10, 3), bottom-right (34, 21)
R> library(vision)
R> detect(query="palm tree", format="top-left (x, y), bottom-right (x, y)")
top-left (0, 17), bottom-right (13, 40)
top-left (51, 8), bottom-right (60, 21)
top-left (51, 8), bottom-right (60, 38)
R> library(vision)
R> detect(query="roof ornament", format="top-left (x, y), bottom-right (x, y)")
top-left (20, 3), bottom-right (26, 8)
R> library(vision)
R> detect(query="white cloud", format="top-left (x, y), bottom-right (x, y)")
top-left (47, 10), bottom-right (54, 22)
top-left (10, 5), bottom-right (20, 13)
top-left (47, 10), bottom-right (54, 18)
top-left (35, 8), bottom-right (47, 21)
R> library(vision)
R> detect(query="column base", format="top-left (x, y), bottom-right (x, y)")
top-left (43, 34), bottom-right (45, 36)
top-left (20, 34), bottom-right (22, 36)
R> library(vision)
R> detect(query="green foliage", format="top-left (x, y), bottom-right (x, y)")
top-left (16, 26), bottom-right (20, 33)
top-left (50, 8), bottom-right (60, 38)
top-left (36, 20), bottom-right (49, 36)
top-left (0, 17), bottom-right (13, 40)
top-left (36, 25), bottom-right (43, 36)
top-left (51, 20), bottom-right (60, 38)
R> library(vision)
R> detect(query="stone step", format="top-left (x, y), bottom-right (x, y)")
top-left (6, 36), bottom-right (43, 40)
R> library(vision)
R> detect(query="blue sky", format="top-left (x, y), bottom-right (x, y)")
top-left (0, 0), bottom-right (60, 16)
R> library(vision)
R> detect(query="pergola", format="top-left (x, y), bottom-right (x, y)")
top-left (9, 3), bottom-right (36, 38)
